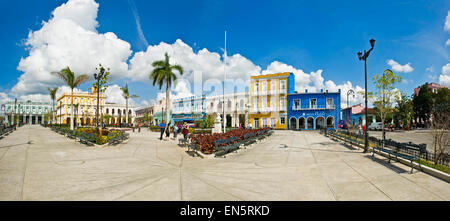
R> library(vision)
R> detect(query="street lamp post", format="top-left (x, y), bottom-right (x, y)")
top-left (357, 38), bottom-right (375, 153)
top-left (346, 89), bottom-right (355, 129)
top-left (324, 90), bottom-right (328, 136)
top-left (94, 70), bottom-right (105, 135)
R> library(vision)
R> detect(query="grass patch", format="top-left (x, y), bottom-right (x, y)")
top-left (415, 159), bottom-right (450, 174)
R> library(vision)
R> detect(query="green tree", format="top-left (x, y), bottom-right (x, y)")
top-left (52, 67), bottom-right (90, 131)
top-left (142, 113), bottom-right (153, 126)
top-left (47, 87), bottom-right (58, 124)
top-left (201, 114), bottom-right (215, 128)
top-left (92, 64), bottom-right (110, 131)
top-left (44, 111), bottom-right (52, 125)
top-left (395, 93), bottom-right (414, 129)
top-left (150, 53), bottom-right (184, 133)
top-left (120, 82), bottom-right (139, 125)
top-left (372, 69), bottom-right (401, 142)
top-left (102, 114), bottom-right (112, 125)
top-left (431, 88), bottom-right (450, 164)
top-left (413, 83), bottom-right (434, 126)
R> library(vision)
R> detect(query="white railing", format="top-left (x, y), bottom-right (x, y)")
top-left (292, 105), bottom-right (336, 110)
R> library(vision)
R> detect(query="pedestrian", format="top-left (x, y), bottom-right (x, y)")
top-left (247, 122), bottom-right (252, 129)
top-left (358, 123), bottom-right (362, 136)
top-left (138, 123), bottom-right (141, 133)
top-left (173, 123), bottom-right (178, 139)
top-left (159, 121), bottom-right (165, 140)
top-left (165, 122), bottom-right (171, 139)
top-left (182, 122), bottom-right (189, 140)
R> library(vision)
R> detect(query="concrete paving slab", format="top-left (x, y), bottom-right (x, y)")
top-left (0, 125), bottom-right (448, 201)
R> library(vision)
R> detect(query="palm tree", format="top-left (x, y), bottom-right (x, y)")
top-left (73, 103), bottom-right (79, 127)
top-left (150, 53), bottom-right (184, 133)
top-left (120, 82), bottom-right (139, 125)
top-left (52, 67), bottom-right (90, 131)
top-left (47, 87), bottom-right (58, 124)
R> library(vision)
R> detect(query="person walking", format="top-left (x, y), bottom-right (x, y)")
top-left (173, 123), bottom-right (178, 139)
top-left (159, 121), bottom-right (165, 140)
top-left (182, 122), bottom-right (189, 140)
top-left (165, 122), bottom-right (171, 139)
top-left (358, 123), bottom-right (362, 136)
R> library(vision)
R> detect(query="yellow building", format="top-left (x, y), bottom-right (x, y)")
top-left (56, 87), bottom-right (106, 125)
top-left (249, 72), bottom-right (295, 129)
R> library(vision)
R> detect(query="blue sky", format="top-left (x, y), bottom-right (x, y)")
top-left (0, 0), bottom-right (449, 107)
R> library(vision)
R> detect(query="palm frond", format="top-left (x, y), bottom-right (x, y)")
top-left (73, 74), bottom-right (90, 87)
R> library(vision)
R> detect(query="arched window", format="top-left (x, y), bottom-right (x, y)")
top-left (106, 108), bottom-right (109, 114)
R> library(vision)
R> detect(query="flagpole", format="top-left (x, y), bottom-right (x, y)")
top-left (223, 30), bottom-right (226, 133)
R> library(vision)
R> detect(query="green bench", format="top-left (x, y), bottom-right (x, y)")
top-left (78, 132), bottom-right (95, 146)
top-left (372, 144), bottom-right (423, 173)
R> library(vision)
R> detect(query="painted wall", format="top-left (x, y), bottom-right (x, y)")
top-left (287, 90), bottom-right (341, 130)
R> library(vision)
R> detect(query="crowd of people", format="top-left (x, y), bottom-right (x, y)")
top-left (158, 121), bottom-right (190, 141)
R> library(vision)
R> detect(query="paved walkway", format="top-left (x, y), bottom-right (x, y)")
top-left (0, 125), bottom-right (449, 201)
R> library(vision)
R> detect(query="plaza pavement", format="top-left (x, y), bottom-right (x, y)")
top-left (0, 125), bottom-right (449, 201)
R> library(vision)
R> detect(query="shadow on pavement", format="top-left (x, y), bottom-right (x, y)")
top-left (0, 141), bottom-right (33, 148)
top-left (364, 155), bottom-right (408, 174)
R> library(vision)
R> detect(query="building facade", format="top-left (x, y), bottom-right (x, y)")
top-left (1, 100), bottom-right (52, 125)
top-left (249, 72), bottom-right (295, 129)
top-left (56, 87), bottom-right (134, 126)
top-left (414, 82), bottom-right (449, 96)
top-left (287, 89), bottom-right (341, 130)
top-left (103, 103), bottom-right (135, 125)
top-left (341, 103), bottom-right (364, 128)
top-left (352, 107), bottom-right (376, 126)
top-left (171, 92), bottom-right (250, 127)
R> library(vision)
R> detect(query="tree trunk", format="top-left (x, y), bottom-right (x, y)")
top-left (70, 89), bottom-right (74, 131)
top-left (126, 98), bottom-right (128, 125)
top-left (165, 81), bottom-right (170, 134)
top-left (52, 99), bottom-right (55, 124)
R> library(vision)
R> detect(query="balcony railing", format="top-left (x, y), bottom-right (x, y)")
top-left (292, 105), bottom-right (335, 110)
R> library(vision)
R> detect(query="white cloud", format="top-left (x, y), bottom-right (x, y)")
top-left (128, 39), bottom-right (261, 84)
top-left (12, 0), bottom-right (132, 96)
top-left (440, 63), bottom-right (450, 86)
top-left (445, 10), bottom-right (450, 32)
top-left (446, 39), bottom-right (450, 46)
top-left (0, 92), bottom-right (12, 106)
top-left (387, 59), bottom-right (414, 73)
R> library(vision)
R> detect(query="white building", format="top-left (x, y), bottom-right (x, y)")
top-left (172, 92), bottom-right (250, 127)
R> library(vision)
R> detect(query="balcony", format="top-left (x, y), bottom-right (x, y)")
top-left (292, 105), bottom-right (336, 111)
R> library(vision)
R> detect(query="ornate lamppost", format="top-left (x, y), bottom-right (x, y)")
top-left (357, 38), bottom-right (375, 153)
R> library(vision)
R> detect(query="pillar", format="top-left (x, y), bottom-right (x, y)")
top-left (35, 115), bottom-right (38, 124)
top-left (29, 115), bottom-right (31, 125)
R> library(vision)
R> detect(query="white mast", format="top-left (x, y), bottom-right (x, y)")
top-left (223, 30), bottom-right (227, 133)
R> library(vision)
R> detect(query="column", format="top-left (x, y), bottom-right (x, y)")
top-left (23, 114), bottom-right (25, 124)
top-left (42, 114), bottom-right (44, 124)
top-left (29, 115), bottom-right (31, 125)
top-left (35, 115), bottom-right (38, 124)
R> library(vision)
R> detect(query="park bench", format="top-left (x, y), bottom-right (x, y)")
top-left (67, 130), bottom-right (77, 139)
top-left (187, 143), bottom-right (199, 156)
top-left (78, 132), bottom-right (95, 146)
top-left (372, 141), bottom-right (424, 173)
top-left (178, 134), bottom-right (190, 146)
top-left (214, 136), bottom-right (241, 157)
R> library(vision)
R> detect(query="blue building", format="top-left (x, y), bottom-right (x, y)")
top-left (287, 89), bottom-right (341, 130)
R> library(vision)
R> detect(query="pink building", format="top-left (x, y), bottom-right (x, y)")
top-left (414, 83), bottom-right (448, 96)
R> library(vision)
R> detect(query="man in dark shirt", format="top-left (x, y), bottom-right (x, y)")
top-left (159, 121), bottom-right (166, 140)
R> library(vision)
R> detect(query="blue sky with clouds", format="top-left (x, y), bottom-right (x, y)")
top-left (0, 0), bottom-right (449, 107)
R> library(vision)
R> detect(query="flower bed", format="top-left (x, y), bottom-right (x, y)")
top-left (51, 125), bottom-right (126, 145)
top-left (190, 128), bottom-right (271, 154)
